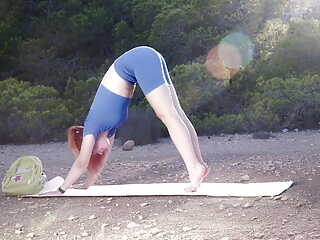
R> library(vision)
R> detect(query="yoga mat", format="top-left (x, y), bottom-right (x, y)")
top-left (24, 176), bottom-right (293, 197)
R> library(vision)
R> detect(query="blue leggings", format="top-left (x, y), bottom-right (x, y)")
top-left (114, 46), bottom-right (172, 94)
top-left (83, 46), bottom-right (170, 139)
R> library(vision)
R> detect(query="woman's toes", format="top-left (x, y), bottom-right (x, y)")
top-left (184, 186), bottom-right (197, 192)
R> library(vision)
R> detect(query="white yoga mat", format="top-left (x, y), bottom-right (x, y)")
top-left (25, 176), bottom-right (293, 197)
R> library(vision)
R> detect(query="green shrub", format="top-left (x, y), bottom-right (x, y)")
top-left (64, 77), bottom-right (100, 125)
top-left (0, 78), bottom-right (72, 143)
top-left (190, 113), bottom-right (248, 135)
top-left (244, 101), bottom-right (281, 132)
top-left (245, 74), bottom-right (320, 130)
top-left (171, 62), bottom-right (226, 115)
top-left (255, 19), bottom-right (320, 79)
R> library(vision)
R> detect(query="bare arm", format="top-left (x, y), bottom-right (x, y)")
top-left (81, 135), bottom-right (114, 188)
top-left (61, 135), bottom-right (95, 190)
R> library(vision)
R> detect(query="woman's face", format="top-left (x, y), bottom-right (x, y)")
top-left (92, 132), bottom-right (110, 155)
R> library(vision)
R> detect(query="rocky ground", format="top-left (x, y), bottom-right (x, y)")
top-left (0, 130), bottom-right (320, 240)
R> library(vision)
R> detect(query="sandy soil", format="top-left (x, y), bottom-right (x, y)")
top-left (0, 130), bottom-right (320, 240)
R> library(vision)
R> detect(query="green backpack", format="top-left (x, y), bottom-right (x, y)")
top-left (2, 156), bottom-right (47, 195)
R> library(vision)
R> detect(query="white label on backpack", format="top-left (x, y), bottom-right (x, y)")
top-left (16, 166), bottom-right (32, 174)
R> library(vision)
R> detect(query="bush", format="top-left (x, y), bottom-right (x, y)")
top-left (0, 78), bottom-right (72, 143)
top-left (117, 106), bottom-right (161, 145)
top-left (171, 62), bottom-right (226, 115)
top-left (255, 19), bottom-right (320, 79)
top-left (64, 77), bottom-right (100, 125)
top-left (190, 113), bottom-right (248, 135)
top-left (245, 74), bottom-right (320, 130)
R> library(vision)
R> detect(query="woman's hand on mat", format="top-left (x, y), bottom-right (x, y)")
top-left (40, 190), bottom-right (63, 196)
top-left (71, 183), bottom-right (90, 189)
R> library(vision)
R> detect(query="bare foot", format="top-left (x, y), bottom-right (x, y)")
top-left (184, 165), bottom-right (210, 192)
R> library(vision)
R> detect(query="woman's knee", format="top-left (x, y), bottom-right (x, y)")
top-left (155, 107), bottom-right (182, 126)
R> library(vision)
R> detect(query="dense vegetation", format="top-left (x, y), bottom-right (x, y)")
top-left (1, 0), bottom-right (320, 144)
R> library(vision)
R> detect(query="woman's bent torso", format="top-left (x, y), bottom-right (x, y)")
top-left (101, 64), bottom-right (135, 99)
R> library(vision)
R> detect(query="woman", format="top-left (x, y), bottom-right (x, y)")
top-left (54, 46), bottom-right (209, 195)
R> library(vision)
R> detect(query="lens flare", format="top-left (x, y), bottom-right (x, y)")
top-left (206, 32), bottom-right (254, 80)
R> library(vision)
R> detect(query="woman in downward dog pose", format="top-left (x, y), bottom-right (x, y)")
top-left (56, 46), bottom-right (209, 194)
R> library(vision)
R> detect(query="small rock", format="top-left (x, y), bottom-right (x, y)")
top-left (127, 222), bottom-right (140, 228)
top-left (101, 223), bottom-right (109, 229)
top-left (88, 215), bottom-right (97, 220)
top-left (68, 216), bottom-right (79, 221)
top-left (150, 228), bottom-right (161, 235)
top-left (26, 232), bottom-right (36, 238)
top-left (81, 231), bottom-right (89, 237)
top-left (232, 162), bottom-right (241, 167)
top-left (175, 208), bottom-right (184, 212)
top-left (220, 237), bottom-right (230, 240)
top-left (281, 196), bottom-right (288, 201)
top-left (254, 232), bottom-right (264, 239)
top-left (140, 203), bottom-right (150, 207)
top-left (112, 226), bottom-right (121, 231)
top-left (293, 234), bottom-right (304, 240)
top-left (282, 128), bottom-right (289, 133)
top-left (240, 175), bottom-right (250, 182)
top-left (242, 202), bottom-right (253, 208)
top-left (15, 229), bottom-right (23, 235)
top-left (182, 226), bottom-right (192, 232)
top-left (232, 203), bottom-right (241, 208)
top-left (311, 234), bottom-right (320, 239)
top-left (122, 140), bottom-right (135, 151)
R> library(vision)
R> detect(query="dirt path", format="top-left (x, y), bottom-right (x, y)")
top-left (1, 130), bottom-right (320, 240)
